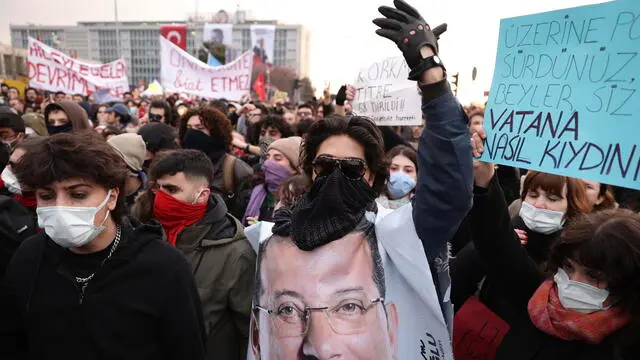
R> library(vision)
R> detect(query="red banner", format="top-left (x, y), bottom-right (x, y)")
top-left (160, 24), bottom-right (187, 50)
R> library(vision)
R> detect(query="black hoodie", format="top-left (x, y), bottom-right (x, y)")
top-left (0, 218), bottom-right (206, 360)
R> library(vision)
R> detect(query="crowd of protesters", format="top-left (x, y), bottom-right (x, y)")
top-left (0, 0), bottom-right (640, 359)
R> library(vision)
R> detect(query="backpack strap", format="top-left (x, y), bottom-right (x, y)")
top-left (222, 155), bottom-right (237, 196)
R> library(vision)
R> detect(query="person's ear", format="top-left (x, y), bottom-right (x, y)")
top-left (385, 302), bottom-right (399, 360)
top-left (366, 172), bottom-right (375, 187)
top-left (108, 188), bottom-right (120, 211)
top-left (17, 132), bottom-right (26, 142)
top-left (251, 311), bottom-right (261, 357)
top-left (196, 187), bottom-right (211, 204)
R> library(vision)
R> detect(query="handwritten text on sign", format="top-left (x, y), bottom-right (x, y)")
top-left (482, 2), bottom-right (640, 189)
top-left (159, 36), bottom-right (252, 101)
top-left (27, 37), bottom-right (129, 96)
top-left (353, 56), bottom-right (422, 126)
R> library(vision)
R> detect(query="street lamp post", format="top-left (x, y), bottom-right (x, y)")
top-left (114, 0), bottom-right (121, 58)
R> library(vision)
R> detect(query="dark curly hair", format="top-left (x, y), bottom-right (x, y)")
top-left (13, 132), bottom-right (128, 223)
top-left (178, 106), bottom-right (234, 152)
top-left (547, 208), bottom-right (640, 359)
top-left (260, 114), bottom-right (294, 139)
top-left (300, 114), bottom-right (387, 194)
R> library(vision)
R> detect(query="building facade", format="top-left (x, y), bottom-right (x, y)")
top-left (0, 43), bottom-right (27, 80)
top-left (11, 17), bottom-right (310, 88)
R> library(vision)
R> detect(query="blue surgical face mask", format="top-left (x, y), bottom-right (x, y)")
top-left (387, 171), bottom-right (416, 199)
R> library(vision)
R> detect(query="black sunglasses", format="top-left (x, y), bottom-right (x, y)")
top-left (312, 155), bottom-right (368, 180)
top-left (149, 113), bottom-right (163, 121)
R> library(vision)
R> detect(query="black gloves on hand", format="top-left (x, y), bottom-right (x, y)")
top-left (373, 0), bottom-right (447, 80)
top-left (335, 86), bottom-right (347, 106)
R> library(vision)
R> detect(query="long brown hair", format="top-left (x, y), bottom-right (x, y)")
top-left (521, 171), bottom-right (592, 220)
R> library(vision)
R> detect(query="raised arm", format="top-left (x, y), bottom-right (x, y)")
top-left (413, 69), bottom-right (473, 262)
top-left (471, 162), bottom-right (544, 306)
top-left (373, 0), bottom-right (472, 262)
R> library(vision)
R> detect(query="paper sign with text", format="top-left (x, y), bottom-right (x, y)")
top-left (482, 1), bottom-right (640, 189)
top-left (27, 37), bottom-right (129, 96)
top-left (353, 56), bottom-right (422, 126)
top-left (159, 36), bottom-right (252, 101)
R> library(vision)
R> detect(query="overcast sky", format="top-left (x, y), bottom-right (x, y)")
top-left (1, 0), bottom-right (605, 100)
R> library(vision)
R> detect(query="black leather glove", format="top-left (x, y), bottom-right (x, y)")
top-left (373, 0), bottom-right (447, 80)
top-left (335, 85), bottom-right (347, 106)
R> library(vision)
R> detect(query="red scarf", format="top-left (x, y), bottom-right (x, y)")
top-left (13, 193), bottom-right (38, 209)
top-left (153, 189), bottom-right (207, 246)
top-left (528, 279), bottom-right (631, 344)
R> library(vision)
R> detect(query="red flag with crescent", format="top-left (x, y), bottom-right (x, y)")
top-left (160, 24), bottom-right (187, 50)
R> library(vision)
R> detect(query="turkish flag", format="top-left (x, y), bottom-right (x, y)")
top-left (253, 73), bottom-right (266, 102)
top-left (160, 24), bottom-right (187, 50)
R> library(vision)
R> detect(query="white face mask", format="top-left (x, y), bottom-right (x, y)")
top-left (1, 167), bottom-right (22, 195)
top-left (519, 201), bottom-right (566, 235)
top-left (37, 190), bottom-right (112, 248)
top-left (554, 267), bottom-right (610, 314)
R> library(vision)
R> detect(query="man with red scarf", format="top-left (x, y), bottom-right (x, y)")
top-left (150, 149), bottom-right (255, 360)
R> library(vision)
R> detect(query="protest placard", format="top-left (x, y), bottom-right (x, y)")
top-left (250, 25), bottom-right (275, 66)
top-left (27, 37), bottom-right (129, 96)
top-left (353, 56), bottom-right (422, 126)
top-left (481, 1), bottom-right (640, 189)
top-left (159, 36), bottom-right (252, 101)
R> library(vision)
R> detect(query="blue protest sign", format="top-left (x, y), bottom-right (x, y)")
top-left (481, 1), bottom-right (640, 189)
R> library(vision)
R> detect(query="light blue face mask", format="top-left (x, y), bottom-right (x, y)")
top-left (387, 171), bottom-right (416, 199)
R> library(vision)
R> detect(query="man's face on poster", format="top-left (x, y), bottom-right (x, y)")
top-left (211, 29), bottom-right (224, 44)
top-left (252, 232), bottom-right (399, 360)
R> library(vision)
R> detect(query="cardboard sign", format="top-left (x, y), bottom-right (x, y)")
top-left (27, 37), bottom-right (129, 96)
top-left (159, 36), bottom-right (252, 101)
top-left (453, 296), bottom-right (510, 360)
top-left (353, 56), bottom-right (422, 126)
top-left (481, 1), bottom-right (640, 189)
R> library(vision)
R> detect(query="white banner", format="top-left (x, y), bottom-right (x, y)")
top-left (250, 25), bottom-right (275, 66)
top-left (27, 37), bottom-right (129, 96)
top-left (203, 23), bottom-right (233, 47)
top-left (353, 56), bottom-right (422, 126)
top-left (159, 36), bottom-right (252, 101)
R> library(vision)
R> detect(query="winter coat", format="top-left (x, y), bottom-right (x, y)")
top-left (412, 79), bottom-right (474, 331)
top-left (175, 194), bottom-right (256, 360)
top-left (470, 176), bottom-right (639, 360)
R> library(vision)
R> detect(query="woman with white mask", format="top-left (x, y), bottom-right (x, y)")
top-left (0, 132), bottom-right (206, 359)
top-left (461, 162), bottom-right (640, 360)
top-left (514, 171), bottom-right (592, 263)
top-left (376, 145), bottom-right (418, 210)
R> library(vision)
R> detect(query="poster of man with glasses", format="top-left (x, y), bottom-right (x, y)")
top-left (247, 205), bottom-right (451, 360)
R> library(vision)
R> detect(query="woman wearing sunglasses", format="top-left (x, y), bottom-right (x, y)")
top-left (294, 1), bottom-right (478, 333)
top-left (466, 162), bottom-right (640, 360)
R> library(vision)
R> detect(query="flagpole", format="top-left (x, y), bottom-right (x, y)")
top-left (114, 0), bottom-right (121, 58)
